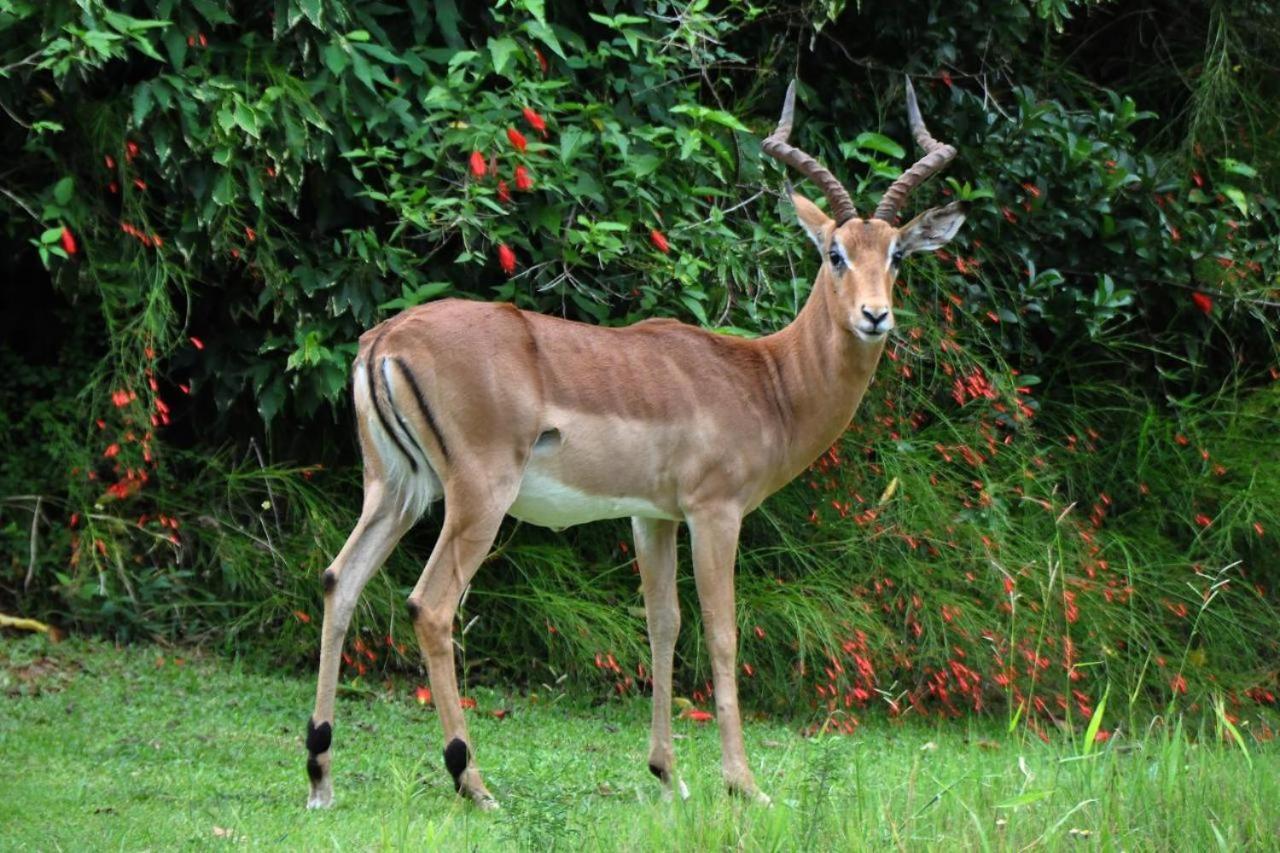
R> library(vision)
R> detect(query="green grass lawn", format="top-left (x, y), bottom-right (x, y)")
top-left (2, 636), bottom-right (1277, 851)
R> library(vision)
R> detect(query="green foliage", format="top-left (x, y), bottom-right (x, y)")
top-left (1, 0), bottom-right (1278, 735)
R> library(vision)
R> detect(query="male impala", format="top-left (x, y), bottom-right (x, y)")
top-left (304, 78), bottom-right (967, 809)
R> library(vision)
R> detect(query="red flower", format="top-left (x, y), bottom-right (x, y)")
top-left (1254, 522), bottom-right (1265, 538)
top-left (293, 610), bottom-right (311, 623)
top-left (125, 141), bottom-right (139, 161)
top-left (497, 243), bottom-right (517, 276)
top-left (245, 226), bottom-right (256, 243)
top-left (1191, 292), bottom-right (1213, 314)
top-left (496, 180), bottom-right (511, 204)
top-left (104, 154), bottom-right (116, 169)
top-left (683, 709), bottom-right (713, 723)
top-left (103, 443), bottom-right (121, 459)
top-left (649, 228), bottom-right (670, 254)
top-left (1094, 729), bottom-right (1111, 744)
top-left (941, 70), bottom-right (953, 88)
top-left (533, 47), bottom-right (548, 74)
top-left (469, 150), bottom-right (486, 179)
top-left (514, 164), bottom-right (533, 192)
top-left (522, 107), bottom-right (547, 137)
top-left (1194, 513), bottom-right (1212, 528)
top-left (506, 127), bottom-right (528, 153)
top-left (190, 335), bottom-right (205, 350)
top-left (1171, 674), bottom-right (1188, 695)
top-left (460, 696), bottom-right (477, 710)
top-left (414, 686), bottom-right (432, 705)
top-left (60, 226), bottom-right (78, 255)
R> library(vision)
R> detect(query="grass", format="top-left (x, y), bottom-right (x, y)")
top-left (2, 636), bottom-right (1278, 850)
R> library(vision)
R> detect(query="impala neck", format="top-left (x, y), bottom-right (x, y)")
top-left (760, 269), bottom-right (885, 488)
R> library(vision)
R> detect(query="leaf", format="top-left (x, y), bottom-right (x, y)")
top-left (679, 294), bottom-right (709, 326)
top-left (1220, 185), bottom-right (1248, 216)
top-left (996, 789), bottom-right (1055, 809)
top-left (433, 0), bottom-right (463, 48)
top-left (322, 43), bottom-right (349, 75)
top-left (52, 177), bottom-right (74, 205)
top-left (1218, 158), bottom-right (1257, 179)
top-left (670, 104), bottom-right (749, 132)
top-left (132, 84), bottom-right (154, 127)
top-left (233, 101), bottom-right (259, 138)
top-left (1082, 684), bottom-right (1109, 757)
top-left (559, 126), bottom-right (590, 165)
top-left (212, 171), bottom-right (236, 206)
top-left (853, 132), bottom-right (905, 159)
top-left (345, 29), bottom-right (371, 42)
top-left (488, 37), bottom-right (518, 77)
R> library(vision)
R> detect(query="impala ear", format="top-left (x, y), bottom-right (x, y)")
top-left (789, 191), bottom-right (833, 253)
top-left (897, 200), bottom-right (969, 255)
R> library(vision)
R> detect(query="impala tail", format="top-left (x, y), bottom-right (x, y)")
top-left (352, 345), bottom-right (445, 521)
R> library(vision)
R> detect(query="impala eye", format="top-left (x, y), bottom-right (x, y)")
top-left (891, 249), bottom-right (905, 266)
top-left (828, 248), bottom-right (843, 269)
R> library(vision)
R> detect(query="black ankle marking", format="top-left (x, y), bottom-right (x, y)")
top-left (443, 738), bottom-right (469, 792)
top-left (322, 570), bottom-right (336, 593)
top-left (307, 755), bottom-right (323, 783)
top-left (306, 719), bottom-right (332, 755)
top-left (406, 599), bottom-right (420, 620)
top-left (648, 762), bottom-right (669, 783)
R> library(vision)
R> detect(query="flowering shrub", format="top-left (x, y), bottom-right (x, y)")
top-left (1, 0), bottom-right (1278, 736)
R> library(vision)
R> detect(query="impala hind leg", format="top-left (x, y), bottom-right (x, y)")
top-left (633, 517), bottom-right (689, 800)
top-left (407, 479), bottom-right (516, 810)
top-left (688, 507), bottom-right (769, 804)
top-left (307, 482), bottom-right (415, 809)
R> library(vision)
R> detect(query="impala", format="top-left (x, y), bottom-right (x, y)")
top-left (303, 77), bottom-right (967, 809)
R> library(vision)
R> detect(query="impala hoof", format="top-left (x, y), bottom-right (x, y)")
top-left (728, 782), bottom-right (771, 806)
top-left (659, 777), bottom-right (692, 803)
top-left (470, 791), bottom-right (501, 812)
top-left (306, 781), bottom-right (334, 809)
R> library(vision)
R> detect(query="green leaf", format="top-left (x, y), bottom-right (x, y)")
top-left (488, 37), bottom-right (518, 77)
top-left (678, 294), bottom-right (709, 326)
top-left (853, 132), bottom-right (905, 159)
top-left (670, 104), bottom-right (749, 133)
top-left (559, 126), bottom-right (590, 164)
top-left (1221, 185), bottom-right (1248, 216)
top-left (40, 227), bottom-right (64, 244)
top-left (212, 170), bottom-right (236, 206)
top-left (1082, 684), bottom-right (1109, 757)
top-left (345, 29), bottom-right (371, 42)
top-left (996, 789), bottom-right (1055, 809)
top-left (132, 84), bottom-right (154, 127)
top-left (233, 101), bottom-right (259, 138)
top-left (1219, 158), bottom-right (1257, 179)
top-left (52, 177), bottom-right (74, 205)
top-left (322, 44), bottom-right (350, 76)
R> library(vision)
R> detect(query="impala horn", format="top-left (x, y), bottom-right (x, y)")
top-left (872, 76), bottom-right (958, 221)
top-left (762, 80), bottom-right (858, 225)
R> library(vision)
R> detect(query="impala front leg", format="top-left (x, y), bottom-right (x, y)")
top-left (633, 517), bottom-right (688, 800)
top-left (687, 505), bottom-right (769, 804)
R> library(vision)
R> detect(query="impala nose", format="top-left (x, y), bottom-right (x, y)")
top-left (858, 305), bottom-right (893, 337)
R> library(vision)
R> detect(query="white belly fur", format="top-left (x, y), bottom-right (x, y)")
top-left (508, 459), bottom-right (674, 530)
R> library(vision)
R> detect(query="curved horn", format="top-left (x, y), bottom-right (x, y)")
top-left (872, 76), bottom-right (958, 221)
top-left (761, 80), bottom-right (857, 225)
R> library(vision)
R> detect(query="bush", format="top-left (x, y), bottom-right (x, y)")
top-left (2, 0), bottom-right (1278, 732)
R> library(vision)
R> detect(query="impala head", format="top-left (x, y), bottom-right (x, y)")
top-left (763, 79), bottom-right (969, 343)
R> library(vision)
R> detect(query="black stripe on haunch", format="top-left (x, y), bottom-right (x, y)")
top-left (381, 359), bottom-right (429, 463)
top-left (391, 356), bottom-right (450, 462)
top-left (365, 340), bottom-right (418, 474)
